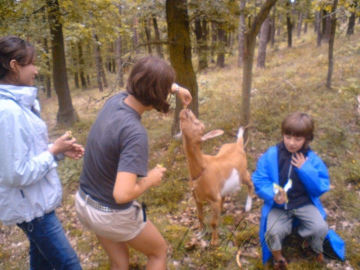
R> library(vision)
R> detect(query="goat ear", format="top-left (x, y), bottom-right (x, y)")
top-left (357, 95), bottom-right (360, 103)
top-left (201, 129), bottom-right (224, 141)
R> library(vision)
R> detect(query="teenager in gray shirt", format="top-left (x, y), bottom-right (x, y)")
top-left (75, 56), bottom-right (191, 270)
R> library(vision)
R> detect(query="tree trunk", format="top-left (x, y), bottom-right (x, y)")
top-left (347, 11), bottom-right (356, 36)
top-left (46, 0), bottom-right (77, 125)
top-left (277, 14), bottom-right (282, 36)
top-left (152, 16), bottom-right (163, 58)
top-left (43, 38), bottom-right (52, 98)
top-left (93, 34), bottom-right (108, 91)
top-left (326, 0), bottom-right (338, 89)
top-left (70, 43), bottom-right (79, 89)
top-left (297, 12), bottom-right (303, 37)
top-left (286, 13), bottom-right (293, 47)
top-left (216, 24), bottom-right (226, 68)
top-left (316, 11), bottom-right (322, 47)
top-left (144, 19), bottom-right (152, 54)
top-left (237, 0), bottom-right (246, 67)
top-left (115, 36), bottom-right (124, 87)
top-left (133, 17), bottom-right (139, 53)
top-left (194, 18), bottom-right (208, 71)
top-left (210, 22), bottom-right (217, 63)
top-left (78, 42), bottom-right (87, 89)
top-left (323, 11), bottom-right (331, 42)
top-left (166, 0), bottom-right (199, 134)
top-left (257, 17), bottom-right (271, 68)
top-left (241, 0), bottom-right (277, 140)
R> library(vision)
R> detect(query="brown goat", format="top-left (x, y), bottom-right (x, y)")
top-left (179, 109), bottom-right (254, 245)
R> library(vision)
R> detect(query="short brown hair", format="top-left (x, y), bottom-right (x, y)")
top-left (281, 112), bottom-right (314, 143)
top-left (126, 56), bottom-right (175, 113)
top-left (0, 36), bottom-right (35, 79)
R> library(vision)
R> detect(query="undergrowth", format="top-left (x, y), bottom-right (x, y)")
top-left (1, 29), bottom-right (360, 270)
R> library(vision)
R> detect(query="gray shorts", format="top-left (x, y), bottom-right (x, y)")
top-left (75, 191), bottom-right (146, 242)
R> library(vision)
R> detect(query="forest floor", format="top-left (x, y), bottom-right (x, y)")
top-left (1, 29), bottom-right (360, 270)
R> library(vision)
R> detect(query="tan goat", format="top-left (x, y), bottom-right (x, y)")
top-left (179, 108), bottom-right (254, 245)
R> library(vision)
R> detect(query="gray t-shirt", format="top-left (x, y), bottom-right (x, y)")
top-left (80, 92), bottom-right (148, 209)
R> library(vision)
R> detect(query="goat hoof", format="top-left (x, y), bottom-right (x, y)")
top-left (196, 229), bottom-right (207, 239)
top-left (210, 239), bottom-right (219, 246)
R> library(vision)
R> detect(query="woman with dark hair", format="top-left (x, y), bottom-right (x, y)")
top-left (75, 56), bottom-right (192, 270)
top-left (0, 36), bottom-right (84, 269)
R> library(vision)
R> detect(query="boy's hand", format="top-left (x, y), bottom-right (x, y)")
top-left (274, 188), bottom-right (287, 204)
top-left (291, 152), bottom-right (306, 168)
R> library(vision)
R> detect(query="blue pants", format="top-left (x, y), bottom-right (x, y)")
top-left (17, 211), bottom-right (82, 270)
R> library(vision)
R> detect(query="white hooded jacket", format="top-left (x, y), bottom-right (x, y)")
top-left (0, 84), bottom-right (62, 225)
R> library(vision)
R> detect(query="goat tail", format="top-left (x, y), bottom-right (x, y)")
top-left (236, 127), bottom-right (245, 147)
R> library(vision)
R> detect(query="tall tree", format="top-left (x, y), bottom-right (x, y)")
top-left (93, 33), bottom-right (108, 92)
top-left (286, 1), bottom-right (293, 48)
top-left (326, 0), bottom-right (338, 88)
top-left (166, 0), bottom-right (199, 134)
top-left (257, 17), bottom-right (271, 68)
top-left (46, 0), bottom-right (77, 125)
top-left (216, 23), bottom-right (226, 68)
top-left (237, 0), bottom-right (247, 67)
top-left (194, 17), bottom-right (209, 71)
top-left (241, 0), bottom-right (277, 139)
top-left (152, 15), bottom-right (164, 58)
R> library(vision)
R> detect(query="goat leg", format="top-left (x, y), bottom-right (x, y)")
top-left (210, 200), bottom-right (222, 246)
top-left (242, 170), bottom-right (254, 212)
top-left (194, 198), bottom-right (207, 239)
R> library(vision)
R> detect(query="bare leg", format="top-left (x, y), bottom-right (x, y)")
top-left (127, 221), bottom-right (167, 270)
top-left (96, 235), bottom-right (129, 270)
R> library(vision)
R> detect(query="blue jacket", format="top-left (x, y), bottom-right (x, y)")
top-left (0, 85), bottom-right (61, 225)
top-left (252, 145), bottom-right (345, 263)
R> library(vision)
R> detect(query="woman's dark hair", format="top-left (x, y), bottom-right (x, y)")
top-left (281, 112), bottom-right (314, 144)
top-left (0, 36), bottom-right (35, 79)
top-left (126, 56), bottom-right (175, 113)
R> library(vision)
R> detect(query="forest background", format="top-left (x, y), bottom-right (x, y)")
top-left (0, 0), bottom-right (360, 269)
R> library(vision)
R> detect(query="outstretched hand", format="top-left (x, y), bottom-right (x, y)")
top-left (49, 131), bottom-right (85, 160)
top-left (64, 143), bottom-right (85, 160)
top-left (178, 87), bottom-right (192, 107)
top-left (172, 83), bottom-right (192, 107)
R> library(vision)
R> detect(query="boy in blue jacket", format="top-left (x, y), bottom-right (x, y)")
top-left (252, 112), bottom-right (345, 269)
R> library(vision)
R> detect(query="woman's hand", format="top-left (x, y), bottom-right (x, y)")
top-left (113, 165), bottom-right (167, 204)
top-left (147, 165), bottom-right (167, 187)
top-left (172, 83), bottom-right (192, 107)
top-left (291, 152), bottom-right (306, 168)
top-left (64, 143), bottom-right (84, 160)
top-left (49, 131), bottom-right (76, 156)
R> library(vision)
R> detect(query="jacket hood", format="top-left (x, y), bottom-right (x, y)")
top-left (0, 84), bottom-right (38, 109)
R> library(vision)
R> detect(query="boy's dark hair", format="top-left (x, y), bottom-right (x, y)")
top-left (281, 112), bottom-right (314, 143)
top-left (0, 36), bottom-right (35, 79)
top-left (126, 56), bottom-right (175, 113)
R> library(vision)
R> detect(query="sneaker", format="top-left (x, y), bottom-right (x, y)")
top-left (316, 253), bottom-right (324, 263)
